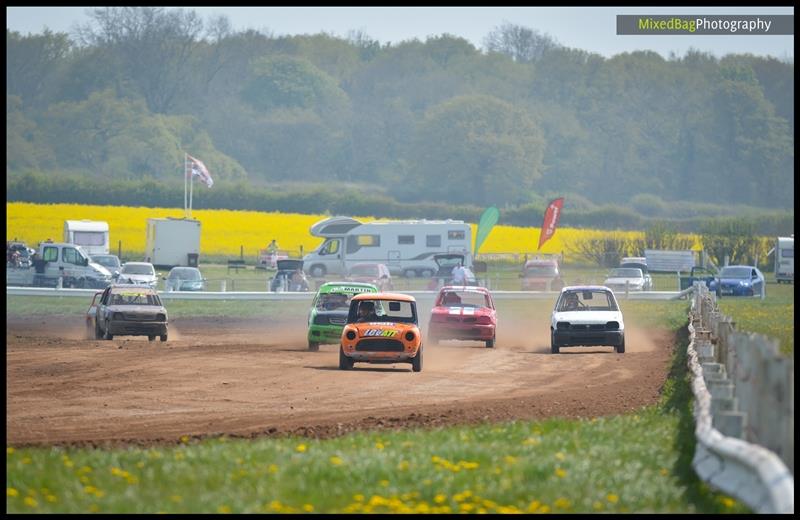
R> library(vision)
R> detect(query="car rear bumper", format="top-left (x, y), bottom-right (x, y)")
top-left (553, 330), bottom-right (623, 347)
top-left (108, 322), bottom-right (168, 336)
top-left (429, 323), bottom-right (495, 340)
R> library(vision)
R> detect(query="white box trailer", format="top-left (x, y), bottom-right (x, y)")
top-left (775, 236), bottom-right (794, 283)
top-left (145, 218), bottom-right (201, 268)
top-left (303, 216), bottom-right (472, 278)
top-left (644, 249), bottom-right (697, 273)
top-left (63, 220), bottom-right (109, 255)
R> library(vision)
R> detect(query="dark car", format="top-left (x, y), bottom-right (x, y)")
top-left (709, 265), bottom-right (766, 297)
top-left (270, 259), bottom-right (310, 292)
top-left (94, 284), bottom-right (168, 341)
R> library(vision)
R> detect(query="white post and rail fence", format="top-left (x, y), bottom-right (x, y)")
top-left (688, 282), bottom-right (793, 513)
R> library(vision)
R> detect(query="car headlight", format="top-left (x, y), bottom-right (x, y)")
top-left (405, 331), bottom-right (416, 341)
top-left (739, 281), bottom-right (748, 286)
top-left (556, 322), bottom-right (570, 330)
top-left (346, 330), bottom-right (356, 340)
top-left (606, 321), bottom-right (619, 330)
top-left (157, 313), bottom-right (166, 321)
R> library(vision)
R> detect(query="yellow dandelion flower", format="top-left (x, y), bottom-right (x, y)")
top-left (24, 497), bottom-right (38, 508)
top-left (268, 464), bottom-right (278, 473)
top-left (217, 505), bottom-right (231, 514)
top-left (171, 496), bottom-right (183, 503)
top-left (46, 495), bottom-right (57, 503)
top-left (353, 494), bottom-right (364, 502)
top-left (503, 455), bottom-right (517, 465)
top-left (539, 505), bottom-right (551, 513)
top-left (431, 455), bottom-right (441, 463)
top-left (7, 488), bottom-right (19, 497)
top-left (174, 452), bottom-right (185, 460)
top-left (375, 442), bottom-right (385, 450)
top-left (88, 504), bottom-right (99, 513)
top-left (554, 498), bottom-right (571, 509)
top-left (526, 500), bottom-right (540, 512)
top-left (397, 460), bottom-right (409, 471)
top-left (721, 497), bottom-right (736, 508)
top-left (434, 494), bottom-right (447, 504)
top-left (523, 437), bottom-right (541, 446)
top-left (269, 500), bottom-right (283, 511)
top-left (94, 490), bottom-right (105, 498)
top-left (84, 486), bottom-right (97, 495)
top-left (660, 468), bottom-right (669, 476)
top-left (22, 457), bottom-right (32, 464)
top-left (555, 452), bottom-right (566, 461)
top-left (555, 467), bottom-right (567, 478)
top-left (607, 493), bottom-right (619, 504)
top-left (303, 504), bottom-right (314, 512)
top-left (136, 461), bottom-right (145, 469)
top-left (379, 479), bottom-right (389, 487)
top-left (7, 447), bottom-right (15, 455)
top-left (79, 476), bottom-right (91, 485)
top-left (459, 503), bottom-right (475, 512)
top-left (593, 501), bottom-right (604, 511)
top-left (180, 435), bottom-right (190, 444)
top-left (330, 456), bottom-right (343, 466)
top-left (296, 444), bottom-right (307, 453)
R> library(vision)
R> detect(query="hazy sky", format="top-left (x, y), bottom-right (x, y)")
top-left (6, 6), bottom-right (794, 60)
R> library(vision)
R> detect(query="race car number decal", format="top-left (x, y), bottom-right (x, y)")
top-left (363, 329), bottom-right (398, 337)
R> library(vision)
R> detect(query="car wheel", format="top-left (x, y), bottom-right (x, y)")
top-left (485, 335), bottom-right (495, 348)
top-left (550, 331), bottom-right (559, 354)
top-left (94, 320), bottom-right (103, 340)
top-left (411, 345), bottom-right (423, 372)
top-left (403, 270), bottom-right (417, 278)
top-left (160, 334), bottom-right (168, 342)
top-left (616, 337), bottom-right (625, 354)
top-left (420, 269), bottom-right (434, 278)
top-left (339, 345), bottom-right (354, 370)
top-left (103, 321), bottom-right (113, 340)
top-left (308, 341), bottom-right (320, 352)
top-left (310, 265), bottom-right (326, 278)
top-left (148, 335), bottom-right (156, 341)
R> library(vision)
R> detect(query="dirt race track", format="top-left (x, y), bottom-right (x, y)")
top-left (6, 313), bottom-right (675, 447)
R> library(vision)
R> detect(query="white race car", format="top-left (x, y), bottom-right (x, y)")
top-left (550, 285), bottom-right (625, 354)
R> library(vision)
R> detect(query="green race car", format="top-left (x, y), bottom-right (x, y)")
top-left (307, 281), bottom-right (378, 351)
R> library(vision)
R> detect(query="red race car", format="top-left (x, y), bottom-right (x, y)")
top-left (428, 286), bottom-right (497, 348)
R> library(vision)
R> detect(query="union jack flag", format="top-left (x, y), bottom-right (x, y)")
top-left (186, 154), bottom-right (214, 188)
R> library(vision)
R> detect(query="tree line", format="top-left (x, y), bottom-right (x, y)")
top-left (6, 7), bottom-right (795, 214)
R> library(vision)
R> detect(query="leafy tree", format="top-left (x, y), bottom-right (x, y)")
top-left (484, 22), bottom-right (560, 63)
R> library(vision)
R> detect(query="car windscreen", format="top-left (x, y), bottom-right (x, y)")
top-left (608, 268), bottom-right (642, 278)
top-left (439, 290), bottom-right (490, 308)
top-left (349, 265), bottom-right (379, 277)
top-left (525, 265), bottom-right (557, 276)
top-left (719, 267), bottom-right (752, 279)
top-left (349, 299), bottom-right (416, 323)
top-left (557, 290), bottom-right (618, 312)
top-left (169, 268), bottom-right (200, 280)
top-left (316, 293), bottom-right (352, 311)
top-left (109, 291), bottom-right (162, 306)
top-left (121, 264), bottom-right (154, 275)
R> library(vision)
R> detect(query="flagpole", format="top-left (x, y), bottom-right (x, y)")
top-left (184, 153), bottom-right (188, 218)
top-left (189, 161), bottom-right (194, 219)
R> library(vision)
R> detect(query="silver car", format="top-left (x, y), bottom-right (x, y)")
top-left (164, 266), bottom-right (205, 292)
top-left (603, 267), bottom-right (647, 292)
top-left (94, 284), bottom-right (168, 341)
top-left (118, 261), bottom-right (158, 288)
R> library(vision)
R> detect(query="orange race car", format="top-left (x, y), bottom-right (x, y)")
top-left (339, 293), bottom-right (423, 372)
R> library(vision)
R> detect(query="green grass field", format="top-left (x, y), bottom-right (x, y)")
top-left (716, 282), bottom-right (794, 355)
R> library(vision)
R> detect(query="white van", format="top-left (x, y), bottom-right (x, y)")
top-left (303, 216), bottom-right (472, 278)
top-left (63, 220), bottom-right (109, 256)
top-left (775, 236), bottom-right (794, 283)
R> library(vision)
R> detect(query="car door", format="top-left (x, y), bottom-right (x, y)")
top-left (96, 287), bottom-right (112, 330)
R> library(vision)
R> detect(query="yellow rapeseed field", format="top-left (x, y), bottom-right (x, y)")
top-left (7, 202), bottom-right (695, 259)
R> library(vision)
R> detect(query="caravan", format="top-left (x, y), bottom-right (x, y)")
top-left (775, 236), bottom-right (794, 283)
top-left (63, 220), bottom-right (109, 256)
top-left (303, 216), bottom-right (472, 278)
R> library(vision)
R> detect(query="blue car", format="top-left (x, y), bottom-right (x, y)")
top-left (709, 265), bottom-right (765, 297)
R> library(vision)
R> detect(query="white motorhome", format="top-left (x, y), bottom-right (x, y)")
top-left (145, 218), bottom-right (201, 268)
top-left (63, 220), bottom-right (109, 256)
top-left (775, 236), bottom-right (794, 283)
top-left (303, 216), bottom-right (472, 278)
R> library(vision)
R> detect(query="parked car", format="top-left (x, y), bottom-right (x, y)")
top-left (603, 267), bottom-right (648, 292)
top-left (117, 261), bottom-right (158, 288)
top-left (709, 265), bottom-right (765, 297)
top-left (619, 260), bottom-right (653, 290)
top-left (269, 259), bottom-right (310, 292)
top-left (428, 286), bottom-right (497, 348)
top-left (339, 293), bottom-right (423, 372)
top-left (90, 254), bottom-right (122, 274)
top-left (678, 266), bottom-right (718, 292)
top-left (428, 253), bottom-right (478, 289)
top-left (164, 266), bottom-right (205, 292)
top-left (94, 284), bottom-right (168, 341)
top-left (346, 263), bottom-right (393, 292)
top-left (521, 259), bottom-right (564, 291)
top-left (551, 286), bottom-right (625, 354)
top-left (307, 281), bottom-right (378, 351)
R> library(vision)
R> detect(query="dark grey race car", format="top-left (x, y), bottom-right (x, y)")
top-left (94, 284), bottom-right (168, 341)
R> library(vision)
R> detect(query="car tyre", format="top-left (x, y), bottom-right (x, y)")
top-left (94, 320), bottom-right (103, 340)
top-left (411, 345), bottom-right (423, 372)
top-left (616, 337), bottom-right (625, 354)
top-left (103, 321), bottom-right (113, 340)
top-left (310, 265), bottom-right (326, 278)
top-left (160, 334), bottom-right (168, 342)
top-left (148, 335), bottom-right (156, 341)
top-left (420, 269), bottom-right (434, 278)
top-left (550, 331), bottom-right (559, 354)
top-left (308, 341), bottom-right (320, 352)
top-left (339, 345), bottom-right (354, 370)
top-left (403, 269), bottom-right (417, 278)
top-left (485, 334), bottom-right (495, 348)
